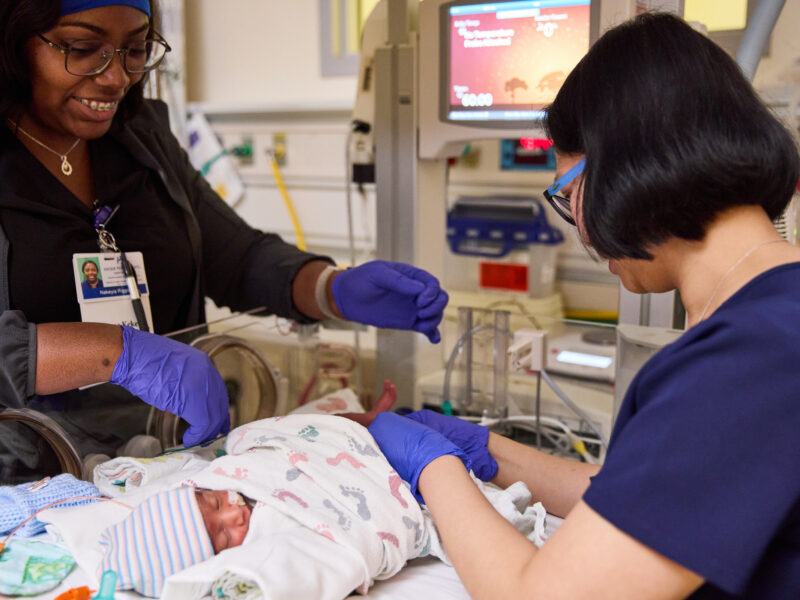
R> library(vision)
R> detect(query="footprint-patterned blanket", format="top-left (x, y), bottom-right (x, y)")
top-left (179, 414), bottom-right (441, 596)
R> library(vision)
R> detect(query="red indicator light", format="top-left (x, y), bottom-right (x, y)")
top-left (519, 138), bottom-right (552, 152)
top-left (480, 262), bottom-right (528, 292)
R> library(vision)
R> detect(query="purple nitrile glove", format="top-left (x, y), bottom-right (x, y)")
top-left (368, 412), bottom-right (472, 502)
top-left (110, 326), bottom-right (231, 446)
top-left (406, 410), bottom-right (498, 481)
top-left (331, 260), bottom-right (449, 343)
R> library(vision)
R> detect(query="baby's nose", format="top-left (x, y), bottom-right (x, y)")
top-left (222, 503), bottom-right (246, 526)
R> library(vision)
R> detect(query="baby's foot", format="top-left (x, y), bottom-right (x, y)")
top-left (373, 380), bottom-right (397, 413)
top-left (337, 380), bottom-right (398, 427)
top-left (340, 485), bottom-right (371, 520)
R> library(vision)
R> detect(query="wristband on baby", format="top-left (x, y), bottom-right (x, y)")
top-left (314, 265), bottom-right (344, 321)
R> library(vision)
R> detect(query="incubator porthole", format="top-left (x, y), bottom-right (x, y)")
top-left (148, 334), bottom-right (281, 449)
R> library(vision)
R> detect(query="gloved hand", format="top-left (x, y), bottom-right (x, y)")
top-left (332, 261), bottom-right (449, 343)
top-left (406, 410), bottom-right (498, 481)
top-left (368, 412), bottom-right (472, 502)
top-left (110, 326), bottom-right (231, 447)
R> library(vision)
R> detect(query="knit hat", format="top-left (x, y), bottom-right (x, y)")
top-left (98, 487), bottom-right (214, 598)
top-left (60, 1), bottom-right (151, 17)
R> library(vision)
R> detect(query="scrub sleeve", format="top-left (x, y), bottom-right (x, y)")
top-left (583, 264), bottom-right (800, 599)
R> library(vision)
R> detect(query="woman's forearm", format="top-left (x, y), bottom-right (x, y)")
top-left (489, 432), bottom-right (599, 517)
top-left (419, 455), bottom-right (540, 599)
top-left (35, 322), bottom-right (123, 394)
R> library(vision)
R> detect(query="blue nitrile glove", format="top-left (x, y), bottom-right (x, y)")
top-left (110, 326), bottom-right (231, 446)
top-left (332, 261), bottom-right (449, 343)
top-left (406, 410), bottom-right (498, 481)
top-left (368, 412), bottom-right (472, 502)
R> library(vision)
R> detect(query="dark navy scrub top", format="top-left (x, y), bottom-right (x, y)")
top-left (584, 263), bottom-right (800, 599)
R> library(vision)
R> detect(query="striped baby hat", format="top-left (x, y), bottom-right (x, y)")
top-left (98, 486), bottom-right (214, 598)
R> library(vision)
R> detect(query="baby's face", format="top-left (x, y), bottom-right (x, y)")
top-left (195, 489), bottom-right (252, 553)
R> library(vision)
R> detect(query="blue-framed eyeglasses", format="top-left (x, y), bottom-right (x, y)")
top-left (543, 158), bottom-right (585, 226)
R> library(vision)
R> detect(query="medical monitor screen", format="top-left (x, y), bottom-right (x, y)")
top-left (442, 0), bottom-right (592, 126)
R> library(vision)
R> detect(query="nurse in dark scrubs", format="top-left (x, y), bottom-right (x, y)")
top-left (0, 0), bottom-right (448, 481)
top-left (361, 13), bottom-right (800, 600)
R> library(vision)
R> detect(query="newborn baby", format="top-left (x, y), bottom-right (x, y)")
top-left (196, 381), bottom-right (398, 554)
top-left (99, 382), bottom-right (420, 598)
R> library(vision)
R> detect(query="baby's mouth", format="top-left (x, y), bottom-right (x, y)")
top-left (74, 97), bottom-right (118, 112)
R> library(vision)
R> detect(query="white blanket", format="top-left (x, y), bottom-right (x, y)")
top-left (169, 414), bottom-right (437, 598)
top-left (40, 411), bottom-right (550, 600)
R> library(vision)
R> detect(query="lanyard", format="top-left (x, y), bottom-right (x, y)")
top-left (92, 204), bottom-right (150, 332)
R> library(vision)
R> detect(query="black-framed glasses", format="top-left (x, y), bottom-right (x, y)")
top-left (38, 32), bottom-right (171, 76)
top-left (543, 157), bottom-right (586, 226)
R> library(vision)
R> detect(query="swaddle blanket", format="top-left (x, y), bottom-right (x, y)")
top-left (180, 414), bottom-right (437, 594)
top-left (94, 452), bottom-right (211, 497)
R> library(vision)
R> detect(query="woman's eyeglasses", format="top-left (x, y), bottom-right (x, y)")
top-left (38, 32), bottom-right (171, 76)
top-left (543, 157), bottom-right (586, 226)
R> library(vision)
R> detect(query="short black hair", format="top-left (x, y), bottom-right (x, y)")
top-left (82, 259), bottom-right (98, 272)
top-left (0, 0), bottom-right (159, 125)
top-left (545, 12), bottom-right (800, 260)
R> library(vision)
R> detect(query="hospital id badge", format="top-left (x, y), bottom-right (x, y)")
top-left (72, 252), bottom-right (153, 330)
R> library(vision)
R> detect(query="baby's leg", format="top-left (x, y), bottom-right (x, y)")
top-left (340, 380), bottom-right (396, 427)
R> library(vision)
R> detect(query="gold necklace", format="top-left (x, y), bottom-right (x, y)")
top-left (698, 238), bottom-right (785, 322)
top-left (7, 121), bottom-right (81, 176)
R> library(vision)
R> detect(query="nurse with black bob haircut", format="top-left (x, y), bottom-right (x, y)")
top-left (362, 12), bottom-right (800, 599)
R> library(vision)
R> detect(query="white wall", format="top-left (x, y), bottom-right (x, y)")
top-left (185, 0), bottom-right (358, 106)
top-left (753, 0), bottom-right (800, 92)
top-left (185, 0), bottom-right (800, 106)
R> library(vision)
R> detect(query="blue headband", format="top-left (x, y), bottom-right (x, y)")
top-left (60, 0), bottom-right (151, 17)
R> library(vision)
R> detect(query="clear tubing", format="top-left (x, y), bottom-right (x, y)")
top-left (492, 310), bottom-right (510, 418)
top-left (458, 307), bottom-right (474, 411)
top-left (442, 322), bottom-right (493, 412)
top-left (541, 369), bottom-right (609, 448)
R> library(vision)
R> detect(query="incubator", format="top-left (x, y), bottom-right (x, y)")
top-left (0, 311), bottom-right (370, 484)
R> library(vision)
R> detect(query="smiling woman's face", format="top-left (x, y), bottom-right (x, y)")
top-left (82, 261), bottom-right (98, 282)
top-left (24, 5), bottom-right (148, 142)
top-left (195, 489), bottom-right (252, 554)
